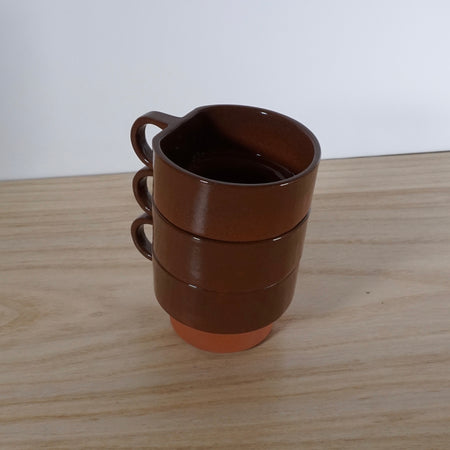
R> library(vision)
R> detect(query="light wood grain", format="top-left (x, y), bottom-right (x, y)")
top-left (1, 152), bottom-right (449, 449)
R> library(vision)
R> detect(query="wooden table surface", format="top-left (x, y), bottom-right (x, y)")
top-left (1, 152), bottom-right (449, 449)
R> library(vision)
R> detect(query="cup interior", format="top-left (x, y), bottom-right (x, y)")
top-left (159, 105), bottom-right (318, 185)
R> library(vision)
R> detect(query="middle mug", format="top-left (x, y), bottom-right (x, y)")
top-left (132, 168), bottom-right (309, 293)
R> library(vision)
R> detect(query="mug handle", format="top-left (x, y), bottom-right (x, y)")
top-left (130, 111), bottom-right (179, 167)
top-left (133, 167), bottom-right (153, 214)
top-left (131, 213), bottom-right (153, 260)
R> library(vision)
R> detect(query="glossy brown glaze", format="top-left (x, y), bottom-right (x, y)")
top-left (153, 208), bottom-right (308, 292)
top-left (153, 256), bottom-right (299, 334)
top-left (130, 185), bottom-right (309, 291)
top-left (131, 105), bottom-right (320, 241)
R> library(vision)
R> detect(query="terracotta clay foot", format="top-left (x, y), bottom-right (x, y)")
top-left (170, 316), bottom-right (273, 353)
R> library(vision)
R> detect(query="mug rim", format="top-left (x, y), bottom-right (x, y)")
top-left (153, 201), bottom-right (310, 244)
top-left (152, 104), bottom-right (321, 188)
top-left (153, 252), bottom-right (300, 294)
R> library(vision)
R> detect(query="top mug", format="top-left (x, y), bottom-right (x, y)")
top-left (131, 105), bottom-right (320, 242)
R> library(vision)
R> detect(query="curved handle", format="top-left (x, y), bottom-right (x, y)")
top-left (130, 111), bottom-right (179, 167)
top-left (131, 213), bottom-right (153, 260)
top-left (133, 167), bottom-right (153, 214)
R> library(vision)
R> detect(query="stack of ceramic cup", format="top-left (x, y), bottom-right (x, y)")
top-left (131, 105), bottom-right (320, 353)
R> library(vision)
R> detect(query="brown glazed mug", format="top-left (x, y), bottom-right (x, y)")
top-left (131, 104), bottom-right (320, 352)
top-left (152, 255), bottom-right (299, 334)
top-left (131, 168), bottom-right (309, 292)
top-left (131, 104), bottom-right (320, 241)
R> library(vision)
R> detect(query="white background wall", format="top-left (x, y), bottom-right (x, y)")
top-left (1, 0), bottom-right (449, 180)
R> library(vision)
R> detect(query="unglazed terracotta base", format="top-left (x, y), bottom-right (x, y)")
top-left (170, 316), bottom-right (273, 353)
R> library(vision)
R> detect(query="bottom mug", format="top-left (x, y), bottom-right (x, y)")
top-left (153, 255), bottom-right (299, 340)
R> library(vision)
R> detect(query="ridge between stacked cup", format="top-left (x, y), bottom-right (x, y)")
top-left (130, 105), bottom-right (321, 352)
